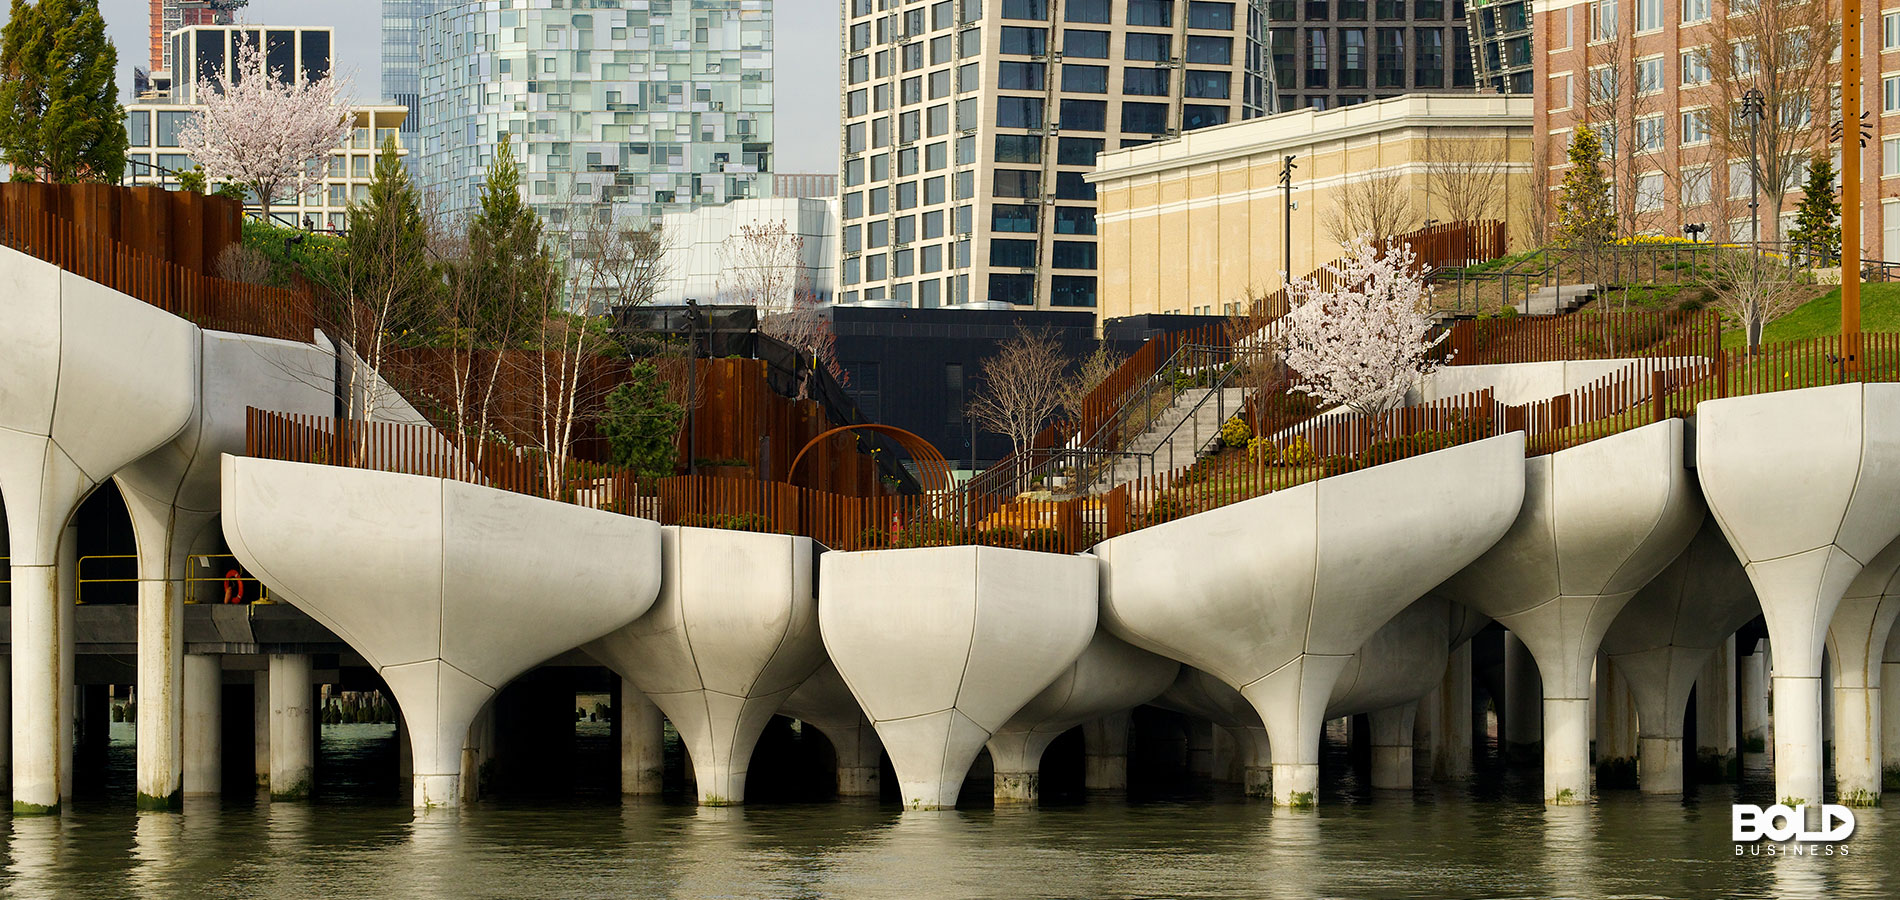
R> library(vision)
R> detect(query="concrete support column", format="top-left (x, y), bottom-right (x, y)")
top-left (396, 716), bottom-right (413, 781)
top-left (135, 566), bottom-right (185, 810)
top-left (267, 654), bottom-right (313, 801)
top-left (1235, 726), bottom-right (1271, 798)
top-left (181, 654), bottom-right (221, 796)
top-left (1368, 703), bottom-right (1417, 790)
top-left (251, 670), bottom-right (270, 788)
top-left (1081, 711), bottom-right (1131, 791)
top-left (988, 735), bottom-right (1044, 804)
top-left (1595, 656), bottom-right (1639, 789)
top-left (1834, 680), bottom-right (1881, 805)
top-left (618, 680), bottom-right (664, 796)
top-left (1884, 626), bottom-right (1900, 789)
top-left (1432, 642), bottom-right (1474, 780)
top-left (1696, 636), bottom-right (1738, 781)
top-left (1503, 632), bottom-right (1542, 762)
top-left (456, 699), bottom-right (495, 805)
top-left (0, 654), bottom-right (10, 794)
top-left (1544, 697), bottom-right (1592, 805)
top-left (10, 526), bottom-right (77, 814)
top-left (1773, 673), bottom-right (1825, 806)
top-left (1741, 642), bottom-right (1770, 770)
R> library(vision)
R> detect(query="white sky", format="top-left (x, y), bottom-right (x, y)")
top-left (1, 0), bottom-right (840, 173)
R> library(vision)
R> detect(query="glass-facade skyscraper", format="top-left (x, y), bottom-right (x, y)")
top-left (382, 0), bottom-right (438, 136)
top-left (418, 0), bottom-right (776, 232)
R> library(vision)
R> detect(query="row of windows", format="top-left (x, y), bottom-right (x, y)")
top-left (1263, 0), bottom-right (1463, 20)
top-left (1000, 27), bottom-right (1234, 65)
top-left (993, 169), bottom-right (1097, 200)
top-left (844, 242), bottom-right (973, 284)
top-left (996, 62), bottom-right (1232, 99)
top-left (845, 207), bottom-right (964, 250)
top-left (988, 273), bottom-right (1097, 306)
top-left (1270, 27), bottom-right (1468, 91)
top-left (1003, 0), bottom-right (1235, 30)
top-left (844, 174), bottom-right (965, 217)
top-left (991, 204), bottom-right (1097, 234)
top-left (995, 97), bottom-right (1230, 133)
top-left (989, 238), bottom-right (1097, 269)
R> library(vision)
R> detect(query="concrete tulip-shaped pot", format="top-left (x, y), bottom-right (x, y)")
top-left (1697, 383), bottom-right (1900, 807)
top-left (985, 630), bottom-right (1178, 803)
top-left (222, 455), bottom-right (662, 807)
top-left (1099, 432), bottom-right (1526, 807)
top-left (1437, 419), bottom-right (1703, 805)
top-left (819, 546), bottom-right (1098, 810)
top-left (1601, 517), bottom-right (1759, 794)
top-left (0, 247), bottom-right (200, 814)
top-left (586, 526), bottom-right (826, 806)
top-left (780, 661), bottom-right (885, 797)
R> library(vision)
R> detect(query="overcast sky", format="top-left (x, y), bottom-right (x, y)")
top-left (1, 0), bottom-right (840, 173)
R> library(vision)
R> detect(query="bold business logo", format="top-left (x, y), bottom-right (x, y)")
top-left (1732, 804), bottom-right (1855, 856)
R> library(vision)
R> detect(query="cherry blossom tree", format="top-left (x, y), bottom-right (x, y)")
top-left (1279, 235), bottom-right (1442, 416)
top-left (178, 34), bottom-right (350, 227)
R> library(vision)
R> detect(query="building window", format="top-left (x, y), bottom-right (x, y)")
top-left (1681, 49), bottom-right (1710, 85)
top-left (1885, 137), bottom-right (1900, 177)
top-left (1683, 0), bottom-right (1710, 23)
top-left (1001, 26), bottom-right (1048, 55)
top-left (1376, 28), bottom-right (1404, 87)
top-left (1887, 12), bottom-right (1900, 50)
top-left (1636, 0), bottom-right (1662, 31)
top-left (1185, 68), bottom-right (1231, 98)
top-left (988, 273), bottom-right (1036, 304)
top-left (1055, 171), bottom-right (1096, 200)
top-left (1183, 105), bottom-right (1228, 130)
top-left (1189, 2), bottom-right (1236, 29)
top-left (993, 204), bottom-right (1040, 232)
top-left (1051, 240), bottom-right (1097, 269)
top-left (1125, 67), bottom-right (1171, 96)
top-left (1060, 98), bottom-right (1109, 130)
top-left (1129, 0), bottom-right (1174, 27)
top-left (1635, 172), bottom-right (1664, 211)
top-left (1681, 108), bottom-right (1710, 145)
top-left (1681, 166), bottom-right (1710, 205)
top-left (1728, 160), bottom-right (1754, 200)
top-left (999, 61), bottom-right (1046, 90)
top-left (1887, 75), bottom-right (1900, 114)
top-left (1067, 0), bottom-right (1112, 23)
top-left (1307, 30), bottom-right (1329, 88)
top-left (1063, 64), bottom-right (1109, 92)
top-left (1126, 33), bottom-right (1173, 61)
top-left (996, 133), bottom-right (1042, 163)
top-left (1050, 274), bottom-right (1097, 307)
top-left (1590, 66), bottom-right (1619, 102)
top-left (1122, 101), bottom-right (1170, 134)
top-left (1053, 206), bottom-right (1096, 234)
top-left (1057, 136), bottom-right (1105, 165)
top-left (156, 110), bottom-right (192, 147)
top-left (1002, 0), bottom-right (1049, 19)
top-left (1414, 29), bottom-right (1444, 87)
top-left (1589, 0), bottom-right (1617, 42)
top-left (993, 169), bottom-right (1042, 197)
top-left (996, 96), bottom-right (1044, 128)
top-left (1187, 35), bottom-right (1232, 64)
top-left (1635, 56), bottom-right (1664, 94)
top-left (1340, 30), bottom-right (1367, 87)
top-left (1633, 114), bottom-right (1664, 152)
top-left (1064, 29), bottom-right (1110, 58)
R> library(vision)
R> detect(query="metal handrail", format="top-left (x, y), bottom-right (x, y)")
top-left (75, 554), bottom-right (138, 604)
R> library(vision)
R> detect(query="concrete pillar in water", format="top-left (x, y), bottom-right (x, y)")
top-left (1884, 626), bottom-right (1900, 789)
top-left (1696, 636), bottom-right (1738, 781)
top-left (618, 679), bottom-right (665, 796)
top-left (59, 524), bottom-right (77, 803)
top-left (1595, 656), bottom-right (1639, 788)
top-left (985, 632), bottom-right (1176, 804)
top-left (252, 669), bottom-right (271, 788)
top-left (1432, 642), bottom-right (1474, 780)
top-left (460, 699), bottom-right (495, 804)
top-left (1368, 703), bottom-right (1417, 790)
top-left (1826, 542), bottom-right (1900, 806)
top-left (0, 654), bottom-right (10, 794)
top-left (268, 654), bottom-right (313, 801)
top-left (396, 716), bottom-right (413, 781)
top-left (1503, 632), bottom-right (1542, 762)
top-left (1740, 642), bottom-right (1770, 770)
top-left (181, 654), bottom-right (221, 796)
top-left (779, 663), bottom-right (884, 798)
top-left (1082, 711), bottom-right (1132, 791)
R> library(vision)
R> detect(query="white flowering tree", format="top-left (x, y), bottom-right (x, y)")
top-left (178, 35), bottom-right (350, 227)
top-left (1279, 235), bottom-right (1441, 416)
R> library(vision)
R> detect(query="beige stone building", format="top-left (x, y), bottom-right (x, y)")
top-left (1088, 92), bottom-right (1532, 319)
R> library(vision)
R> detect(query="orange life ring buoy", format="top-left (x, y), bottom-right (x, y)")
top-left (222, 569), bottom-right (246, 605)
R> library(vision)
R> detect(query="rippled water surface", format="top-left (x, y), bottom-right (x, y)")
top-left (2, 725), bottom-right (1888, 899)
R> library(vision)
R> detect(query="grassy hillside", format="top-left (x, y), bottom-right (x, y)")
top-left (1723, 282), bottom-right (1900, 348)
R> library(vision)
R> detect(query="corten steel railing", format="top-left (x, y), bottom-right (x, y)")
top-left (247, 331), bottom-right (1900, 554)
top-left (0, 200), bottom-right (314, 342)
top-left (1440, 309), bottom-right (1724, 366)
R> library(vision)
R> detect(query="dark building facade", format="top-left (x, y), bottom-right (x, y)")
top-left (1266, 0), bottom-right (1475, 112)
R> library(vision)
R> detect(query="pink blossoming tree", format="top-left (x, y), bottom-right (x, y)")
top-left (1279, 235), bottom-right (1443, 416)
top-left (178, 34), bottom-right (351, 227)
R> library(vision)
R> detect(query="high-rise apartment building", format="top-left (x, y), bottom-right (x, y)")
top-left (149, 1), bottom-right (244, 74)
top-left (168, 24), bottom-right (334, 104)
top-left (1466, 0), bottom-right (1531, 94)
top-left (838, 0), bottom-right (1267, 310)
top-left (1265, 0), bottom-right (1475, 112)
top-left (418, 0), bottom-right (776, 232)
top-left (382, 1), bottom-right (438, 137)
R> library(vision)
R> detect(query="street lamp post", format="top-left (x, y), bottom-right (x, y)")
top-left (1740, 88), bottom-right (1766, 352)
top-left (1280, 155), bottom-right (1298, 286)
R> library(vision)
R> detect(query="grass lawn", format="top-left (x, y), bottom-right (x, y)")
top-left (1726, 282), bottom-right (1900, 348)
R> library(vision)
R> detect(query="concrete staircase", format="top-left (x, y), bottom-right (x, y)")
top-left (1521, 283), bottom-right (1598, 315)
top-left (1100, 387), bottom-right (1247, 490)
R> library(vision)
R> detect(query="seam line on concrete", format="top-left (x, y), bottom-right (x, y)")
top-left (750, 538), bottom-right (801, 697)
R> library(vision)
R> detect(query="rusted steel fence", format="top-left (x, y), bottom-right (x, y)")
top-left (1441, 309), bottom-right (1722, 366)
top-left (0, 199), bottom-right (312, 342)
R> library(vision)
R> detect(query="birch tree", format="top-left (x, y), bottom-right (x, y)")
top-left (178, 35), bottom-right (350, 226)
top-left (1279, 235), bottom-right (1441, 416)
top-left (968, 325), bottom-right (1068, 483)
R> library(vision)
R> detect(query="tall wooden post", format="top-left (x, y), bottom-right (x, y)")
top-left (1845, 0), bottom-right (1864, 369)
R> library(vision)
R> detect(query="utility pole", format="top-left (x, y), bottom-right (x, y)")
top-left (1281, 154), bottom-right (1298, 285)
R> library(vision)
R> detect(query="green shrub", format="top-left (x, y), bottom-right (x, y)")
top-left (1220, 415), bottom-right (1253, 448)
top-left (1247, 436), bottom-right (1278, 464)
top-left (1281, 436), bottom-right (1315, 466)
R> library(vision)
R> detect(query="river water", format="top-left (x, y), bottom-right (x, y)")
top-left (1, 724), bottom-right (1889, 899)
